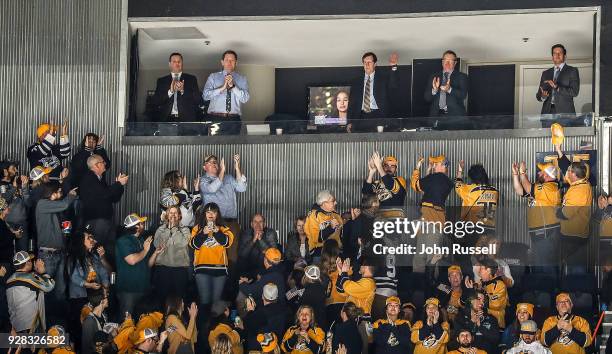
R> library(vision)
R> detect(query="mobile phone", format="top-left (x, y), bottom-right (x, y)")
top-left (229, 309), bottom-right (237, 323)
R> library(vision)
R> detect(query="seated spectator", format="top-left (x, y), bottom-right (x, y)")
top-left (328, 302), bottom-right (363, 354)
top-left (70, 133), bottom-right (110, 189)
top-left (256, 333), bottom-right (281, 354)
top-left (115, 213), bottom-right (164, 316)
top-left (190, 203), bottom-right (234, 312)
top-left (410, 298), bottom-right (450, 354)
top-left (501, 302), bottom-right (536, 350)
top-left (373, 296), bottom-right (412, 354)
top-left (304, 190), bottom-right (343, 260)
top-left (239, 248), bottom-right (286, 310)
top-left (452, 289), bottom-right (499, 354)
top-left (434, 265), bottom-right (464, 322)
top-left (44, 325), bottom-right (76, 354)
top-left (165, 296), bottom-right (198, 354)
top-left (321, 240), bottom-right (347, 325)
top-left (238, 213), bottom-right (279, 278)
top-left (160, 170), bottom-right (201, 227)
top-left (542, 293), bottom-right (592, 354)
top-left (136, 308), bottom-right (165, 333)
top-left (82, 289), bottom-right (109, 354)
top-left (447, 328), bottom-right (486, 354)
top-left (286, 267), bottom-right (306, 315)
top-left (284, 216), bottom-right (310, 266)
top-left (0, 163), bottom-right (29, 252)
top-left (130, 327), bottom-right (169, 354)
top-left (67, 226), bottom-right (110, 347)
top-left (506, 320), bottom-right (551, 354)
top-left (27, 122), bottom-right (71, 179)
top-left (280, 305), bottom-right (325, 354)
top-left (35, 181), bottom-right (77, 300)
top-left (298, 265), bottom-right (328, 330)
top-left (400, 303), bottom-right (416, 324)
top-left (468, 257), bottom-right (508, 328)
top-left (243, 283), bottom-right (289, 351)
top-left (153, 205), bottom-right (191, 304)
top-left (6, 251), bottom-right (55, 333)
top-left (211, 333), bottom-right (234, 354)
top-left (208, 301), bottom-right (244, 354)
top-left (80, 154), bottom-right (128, 255)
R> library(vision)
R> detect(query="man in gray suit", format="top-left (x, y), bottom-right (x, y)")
top-left (536, 44), bottom-right (580, 117)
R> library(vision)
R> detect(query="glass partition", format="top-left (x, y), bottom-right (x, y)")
top-left (125, 113), bottom-right (594, 137)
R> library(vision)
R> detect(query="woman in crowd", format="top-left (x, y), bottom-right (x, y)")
top-left (208, 301), bottom-right (244, 354)
top-left (165, 296), bottom-right (199, 354)
top-left (501, 303), bottom-right (537, 350)
top-left (472, 236), bottom-right (514, 288)
top-left (281, 305), bottom-right (325, 354)
top-left (327, 302), bottom-right (363, 354)
top-left (320, 240), bottom-right (346, 326)
top-left (68, 228), bottom-right (110, 349)
top-left (160, 170), bottom-right (201, 227)
top-left (153, 205), bottom-right (192, 304)
top-left (411, 298), bottom-right (450, 354)
top-left (284, 216), bottom-right (310, 266)
top-left (190, 203), bottom-right (234, 313)
top-left (212, 333), bottom-right (234, 354)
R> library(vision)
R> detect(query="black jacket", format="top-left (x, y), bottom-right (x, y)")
top-left (299, 282), bottom-right (328, 330)
top-left (238, 227), bottom-right (279, 276)
top-left (244, 301), bottom-right (290, 351)
top-left (536, 64), bottom-right (580, 114)
top-left (452, 309), bottom-right (499, 353)
top-left (348, 67), bottom-right (399, 119)
top-left (331, 320), bottom-right (363, 354)
top-left (239, 264), bottom-right (286, 306)
top-left (424, 70), bottom-right (469, 117)
top-left (151, 73), bottom-right (203, 122)
top-left (79, 170), bottom-right (124, 220)
top-left (70, 146), bottom-right (111, 190)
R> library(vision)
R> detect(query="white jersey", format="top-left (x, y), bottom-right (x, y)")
top-left (506, 339), bottom-right (552, 354)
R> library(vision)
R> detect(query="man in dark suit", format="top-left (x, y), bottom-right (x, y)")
top-left (424, 50), bottom-right (468, 119)
top-left (536, 44), bottom-right (580, 120)
top-left (348, 52), bottom-right (400, 132)
top-left (151, 52), bottom-right (203, 123)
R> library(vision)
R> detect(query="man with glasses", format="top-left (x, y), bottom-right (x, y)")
top-left (79, 155), bottom-right (128, 257)
top-left (199, 154), bottom-right (246, 265)
top-left (542, 293), bottom-right (592, 354)
top-left (424, 50), bottom-right (468, 118)
top-left (304, 190), bottom-right (343, 261)
top-left (348, 52), bottom-right (400, 132)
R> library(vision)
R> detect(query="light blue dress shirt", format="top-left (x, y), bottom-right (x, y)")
top-left (202, 70), bottom-right (250, 116)
top-left (199, 173), bottom-right (247, 219)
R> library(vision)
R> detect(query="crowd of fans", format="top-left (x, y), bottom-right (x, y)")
top-left (0, 121), bottom-right (610, 354)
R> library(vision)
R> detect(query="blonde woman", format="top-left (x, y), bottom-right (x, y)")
top-left (281, 305), bottom-right (325, 353)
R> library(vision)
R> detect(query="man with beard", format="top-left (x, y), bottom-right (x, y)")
top-left (542, 293), bottom-right (592, 354)
top-left (434, 265), bottom-right (465, 322)
top-left (506, 320), bottom-right (551, 354)
top-left (362, 152), bottom-right (406, 218)
top-left (447, 329), bottom-right (486, 354)
top-left (373, 296), bottom-right (413, 354)
top-left (512, 161), bottom-right (561, 274)
top-left (452, 289), bottom-right (499, 353)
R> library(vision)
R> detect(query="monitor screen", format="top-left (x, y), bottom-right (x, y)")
top-left (307, 86), bottom-right (351, 125)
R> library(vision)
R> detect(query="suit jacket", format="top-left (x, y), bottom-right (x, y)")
top-left (424, 70), bottom-right (469, 117)
top-left (151, 73), bottom-right (203, 122)
top-left (348, 67), bottom-right (399, 119)
top-left (536, 64), bottom-right (580, 114)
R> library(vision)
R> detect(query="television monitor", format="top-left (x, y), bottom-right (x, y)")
top-left (307, 85), bottom-right (351, 125)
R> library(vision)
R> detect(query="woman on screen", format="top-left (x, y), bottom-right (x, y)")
top-left (334, 91), bottom-right (349, 120)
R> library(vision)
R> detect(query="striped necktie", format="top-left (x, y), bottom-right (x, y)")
top-left (363, 75), bottom-right (371, 113)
